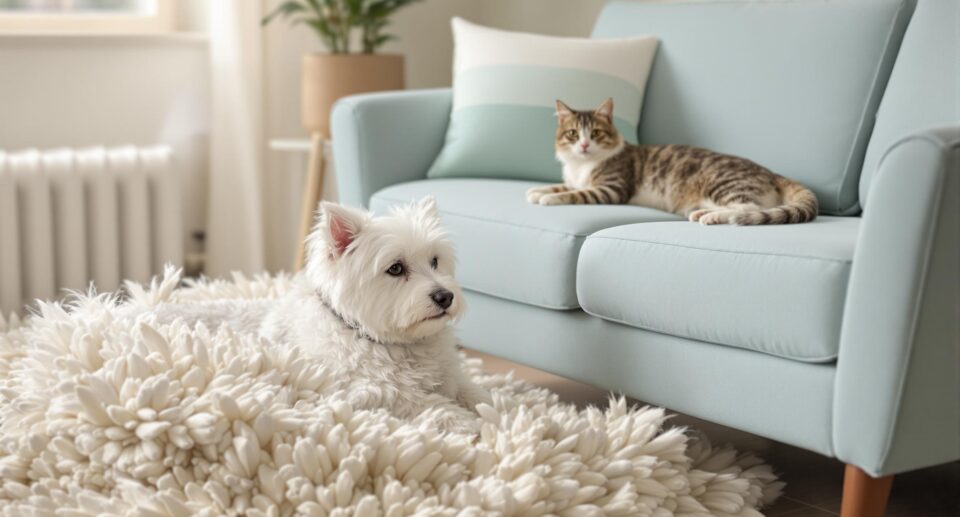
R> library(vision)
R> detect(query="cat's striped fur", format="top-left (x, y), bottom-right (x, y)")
top-left (527, 99), bottom-right (818, 225)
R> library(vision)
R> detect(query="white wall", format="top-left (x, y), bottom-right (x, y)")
top-left (480, 0), bottom-right (608, 37)
top-left (0, 34), bottom-right (210, 255)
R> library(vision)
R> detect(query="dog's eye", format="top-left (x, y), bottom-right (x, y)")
top-left (386, 262), bottom-right (405, 277)
top-left (430, 256), bottom-right (438, 269)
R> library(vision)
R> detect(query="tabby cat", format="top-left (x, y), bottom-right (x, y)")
top-left (527, 99), bottom-right (818, 225)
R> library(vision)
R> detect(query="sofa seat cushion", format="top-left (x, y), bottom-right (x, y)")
top-left (370, 179), bottom-right (682, 309)
top-left (577, 217), bottom-right (859, 362)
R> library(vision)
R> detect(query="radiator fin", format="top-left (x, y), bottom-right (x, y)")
top-left (76, 148), bottom-right (120, 293)
top-left (0, 151), bottom-right (22, 313)
top-left (111, 147), bottom-right (152, 284)
top-left (45, 149), bottom-right (87, 293)
top-left (9, 150), bottom-right (56, 304)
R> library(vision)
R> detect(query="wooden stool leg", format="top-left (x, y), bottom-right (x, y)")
top-left (841, 464), bottom-right (893, 517)
top-left (294, 132), bottom-right (326, 271)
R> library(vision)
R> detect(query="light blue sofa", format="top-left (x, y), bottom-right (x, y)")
top-left (332, 1), bottom-right (959, 513)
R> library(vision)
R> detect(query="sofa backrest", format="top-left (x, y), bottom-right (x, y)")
top-left (593, 0), bottom-right (914, 215)
top-left (858, 0), bottom-right (960, 208)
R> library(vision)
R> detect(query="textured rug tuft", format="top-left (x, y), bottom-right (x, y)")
top-left (0, 269), bottom-right (782, 516)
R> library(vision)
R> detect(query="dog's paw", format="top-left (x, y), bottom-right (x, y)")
top-left (419, 407), bottom-right (481, 435)
top-left (441, 417), bottom-right (482, 435)
top-left (459, 387), bottom-right (493, 413)
top-left (344, 386), bottom-right (385, 409)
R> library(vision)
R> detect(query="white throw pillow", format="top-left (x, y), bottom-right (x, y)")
top-left (427, 17), bottom-right (658, 182)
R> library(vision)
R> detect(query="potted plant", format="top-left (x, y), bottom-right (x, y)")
top-left (263, 0), bottom-right (421, 137)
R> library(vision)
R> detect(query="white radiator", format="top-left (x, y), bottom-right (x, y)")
top-left (0, 146), bottom-right (183, 314)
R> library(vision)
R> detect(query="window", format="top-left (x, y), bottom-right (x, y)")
top-left (0, 0), bottom-right (175, 32)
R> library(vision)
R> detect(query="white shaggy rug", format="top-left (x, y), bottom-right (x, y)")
top-left (0, 269), bottom-right (782, 516)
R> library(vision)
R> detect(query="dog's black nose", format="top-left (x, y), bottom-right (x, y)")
top-left (431, 289), bottom-right (454, 310)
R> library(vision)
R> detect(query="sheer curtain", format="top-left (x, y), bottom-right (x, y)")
top-left (205, 0), bottom-right (265, 276)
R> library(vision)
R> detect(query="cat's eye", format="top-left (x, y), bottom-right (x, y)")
top-left (564, 129), bottom-right (577, 139)
top-left (386, 262), bottom-right (405, 277)
top-left (591, 129), bottom-right (605, 139)
top-left (430, 256), bottom-right (438, 269)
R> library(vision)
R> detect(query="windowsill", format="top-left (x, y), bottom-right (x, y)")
top-left (0, 31), bottom-right (207, 44)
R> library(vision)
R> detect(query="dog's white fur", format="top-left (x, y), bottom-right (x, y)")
top-left (137, 198), bottom-right (490, 433)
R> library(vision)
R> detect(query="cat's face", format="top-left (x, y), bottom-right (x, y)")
top-left (555, 98), bottom-right (623, 162)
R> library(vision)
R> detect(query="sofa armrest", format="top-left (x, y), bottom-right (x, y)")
top-left (835, 126), bottom-right (960, 476)
top-left (331, 88), bottom-right (451, 208)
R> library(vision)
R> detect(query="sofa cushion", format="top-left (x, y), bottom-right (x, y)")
top-left (577, 217), bottom-right (859, 362)
top-left (426, 17), bottom-right (657, 183)
top-left (370, 179), bottom-right (681, 309)
top-left (593, 0), bottom-right (914, 215)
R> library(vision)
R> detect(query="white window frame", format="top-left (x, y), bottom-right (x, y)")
top-left (0, 0), bottom-right (176, 33)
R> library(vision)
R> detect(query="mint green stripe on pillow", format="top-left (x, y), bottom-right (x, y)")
top-left (426, 104), bottom-right (637, 182)
top-left (453, 65), bottom-right (644, 125)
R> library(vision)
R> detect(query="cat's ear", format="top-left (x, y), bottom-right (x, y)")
top-left (314, 201), bottom-right (367, 257)
top-left (595, 98), bottom-right (614, 121)
top-left (555, 100), bottom-right (574, 119)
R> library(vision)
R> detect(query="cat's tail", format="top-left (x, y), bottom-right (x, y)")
top-left (732, 178), bottom-right (819, 225)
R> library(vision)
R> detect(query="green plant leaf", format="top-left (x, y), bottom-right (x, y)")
top-left (261, 0), bottom-right (309, 26)
top-left (344, 0), bottom-right (364, 17)
top-left (267, 0), bottom-right (420, 53)
top-left (364, 0), bottom-right (393, 17)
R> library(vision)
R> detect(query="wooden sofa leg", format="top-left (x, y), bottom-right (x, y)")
top-left (840, 464), bottom-right (894, 517)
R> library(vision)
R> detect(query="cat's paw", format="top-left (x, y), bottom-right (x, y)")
top-left (699, 210), bottom-right (737, 225)
top-left (688, 208), bottom-right (714, 222)
top-left (526, 188), bottom-right (546, 204)
top-left (538, 194), bottom-right (566, 206)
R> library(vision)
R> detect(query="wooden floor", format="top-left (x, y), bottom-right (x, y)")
top-left (465, 349), bottom-right (960, 517)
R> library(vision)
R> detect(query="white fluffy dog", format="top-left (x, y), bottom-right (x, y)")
top-left (140, 197), bottom-right (491, 433)
top-left (261, 197), bottom-right (491, 432)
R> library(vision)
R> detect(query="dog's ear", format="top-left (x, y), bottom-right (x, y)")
top-left (316, 201), bottom-right (366, 257)
top-left (417, 195), bottom-right (439, 220)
